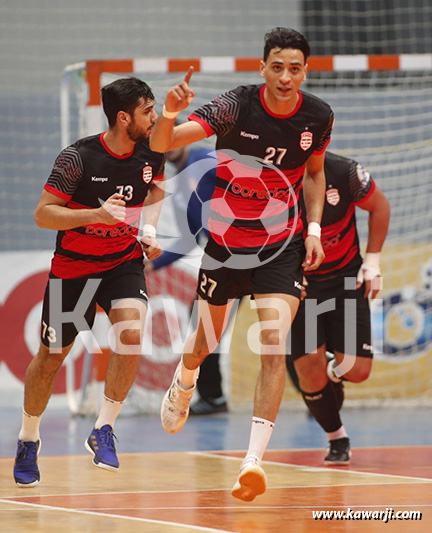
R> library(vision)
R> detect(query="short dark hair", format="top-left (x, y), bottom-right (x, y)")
top-left (101, 77), bottom-right (155, 127)
top-left (263, 27), bottom-right (310, 63)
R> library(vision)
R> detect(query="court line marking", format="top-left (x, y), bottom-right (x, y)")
top-left (267, 445), bottom-right (432, 452)
top-left (2, 479), bottom-right (431, 501)
top-left (0, 498), bottom-right (235, 533)
top-left (1, 503), bottom-right (431, 511)
top-left (3, 479), bottom-right (432, 502)
top-left (190, 451), bottom-right (432, 483)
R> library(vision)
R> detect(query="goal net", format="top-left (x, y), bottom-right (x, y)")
top-left (61, 55), bottom-right (432, 412)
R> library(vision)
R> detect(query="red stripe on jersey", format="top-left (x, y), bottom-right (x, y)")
top-left (100, 133), bottom-right (134, 159)
top-left (321, 205), bottom-right (355, 236)
top-left (259, 86), bottom-right (303, 118)
top-left (60, 230), bottom-right (138, 256)
top-left (51, 245), bottom-right (142, 278)
top-left (216, 156), bottom-right (304, 188)
top-left (44, 184), bottom-right (71, 201)
top-left (310, 244), bottom-right (358, 277)
top-left (322, 223), bottom-right (356, 261)
top-left (210, 222), bottom-right (302, 249)
top-left (153, 173), bottom-right (164, 181)
top-left (212, 189), bottom-right (299, 220)
top-left (355, 178), bottom-right (376, 205)
top-left (66, 199), bottom-right (92, 209)
top-left (188, 114), bottom-right (215, 137)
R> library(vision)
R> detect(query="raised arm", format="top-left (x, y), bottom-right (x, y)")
top-left (302, 151), bottom-right (326, 271)
top-left (150, 67), bottom-right (208, 152)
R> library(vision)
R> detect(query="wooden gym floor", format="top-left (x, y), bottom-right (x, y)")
top-left (1, 407), bottom-right (431, 532)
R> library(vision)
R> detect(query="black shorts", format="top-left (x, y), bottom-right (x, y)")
top-left (197, 236), bottom-right (304, 305)
top-left (288, 275), bottom-right (373, 361)
top-left (41, 258), bottom-right (148, 349)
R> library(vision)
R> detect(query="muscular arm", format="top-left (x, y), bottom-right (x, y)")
top-left (140, 177), bottom-right (166, 261)
top-left (358, 185), bottom-right (390, 253)
top-left (302, 151), bottom-right (326, 270)
top-left (150, 120), bottom-right (208, 153)
top-left (355, 184), bottom-right (390, 298)
top-left (34, 190), bottom-right (125, 230)
top-left (303, 151), bottom-right (326, 225)
top-left (142, 178), bottom-right (166, 228)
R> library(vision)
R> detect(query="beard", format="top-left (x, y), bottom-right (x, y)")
top-left (127, 122), bottom-right (149, 143)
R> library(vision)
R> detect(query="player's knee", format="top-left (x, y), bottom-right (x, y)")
top-left (298, 368), bottom-right (326, 390)
top-left (119, 329), bottom-right (142, 347)
top-left (35, 349), bottom-right (66, 376)
top-left (295, 353), bottom-right (327, 388)
top-left (344, 359), bottom-right (372, 383)
top-left (261, 353), bottom-right (286, 372)
top-left (191, 339), bottom-right (213, 361)
top-left (261, 329), bottom-right (285, 348)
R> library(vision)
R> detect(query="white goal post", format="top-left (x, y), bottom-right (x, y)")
top-left (61, 55), bottom-right (432, 412)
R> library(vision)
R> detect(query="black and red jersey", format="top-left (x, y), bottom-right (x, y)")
top-left (189, 84), bottom-right (333, 253)
top-left (305, 151), bottom-right (375, 279)
top-left (44, 133), bottom-right (165, 278)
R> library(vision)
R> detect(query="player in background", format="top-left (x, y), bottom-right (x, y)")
top-left (146, 144), bottom-right (229, 414)
top-left (150, 27), bottom-right (333, 501)
top-left (289, 151), bottom-right (390, 464)
top-left (13, 77), bottom-right (165, 487)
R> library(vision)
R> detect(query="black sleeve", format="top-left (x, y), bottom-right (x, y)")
top-left (45, 146), bottom-right (84, 198)
top-left (315, 109), bottom-right (334, 153)
top-left (348, 160), bottom-right (374, 203)
top-left (154, 154), bottom-right (166, 178)
top-left (190, 89), bottom-right (242, 137)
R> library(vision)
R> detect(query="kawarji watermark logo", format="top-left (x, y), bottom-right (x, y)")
top-left (156, 149), bottom-right (299, 270)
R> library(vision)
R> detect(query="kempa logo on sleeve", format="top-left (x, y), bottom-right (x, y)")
top-left (91, 176), bottom-right (108, 182)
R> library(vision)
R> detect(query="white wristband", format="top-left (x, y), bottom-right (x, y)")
top-left (143, 224), bottom-right (156, 239)
top-left (307, 222), bottom-right (321, 239)
top-left (363, 252), bottom-right (381, 269)
top-left (162, 105), bottom-right (180, 119)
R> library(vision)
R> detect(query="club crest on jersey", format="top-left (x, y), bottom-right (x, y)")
top-left (300, 131), bottom-right (313, 151)
top-left (142, 166), bottom-right (153, 183)
top-left (326, 188), bottom-right (340, 206)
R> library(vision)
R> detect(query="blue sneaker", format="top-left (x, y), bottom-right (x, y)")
top-left (13, 439), bottom-right (41, 487)
top-left (85, 425), bottom-right (119, 471)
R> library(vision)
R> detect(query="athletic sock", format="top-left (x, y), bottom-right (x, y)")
top-left (18, 409), bottom-right (42, 442)
top-left (327, 426), bottom-right (348, 441)
top-left (178, 358), bottom-right (199, 389)
top-left (301, 381), bottom-right (343, 433)
top-left (94, 395), bottom-right (124, 429)
top-left (243, 417), bottom-right (275, 465)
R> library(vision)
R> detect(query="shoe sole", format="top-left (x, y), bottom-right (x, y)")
top-left (160, 389), bottom-right (189, 434)
top-left (16, 479), bottom-right (40, 488)
top-left (84, 440), bottom-right (119, 472)
top-left (231, 466), bottom-right (266, 502)
top-left (15, 440), bottom-right (42, 488)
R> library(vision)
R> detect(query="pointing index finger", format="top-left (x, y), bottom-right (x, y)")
top-left (184, 66), bottom-right (194, 85)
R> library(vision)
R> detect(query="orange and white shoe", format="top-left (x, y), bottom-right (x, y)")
top-left (160, 361), bottom-right (199, 434)
top-left (231, 457), bottom-right (267, 502)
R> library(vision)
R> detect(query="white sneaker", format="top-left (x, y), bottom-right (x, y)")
top-left (231, 457), bottom-right (267, 502)
top-left (160, 361), bottom-right (198, 434)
